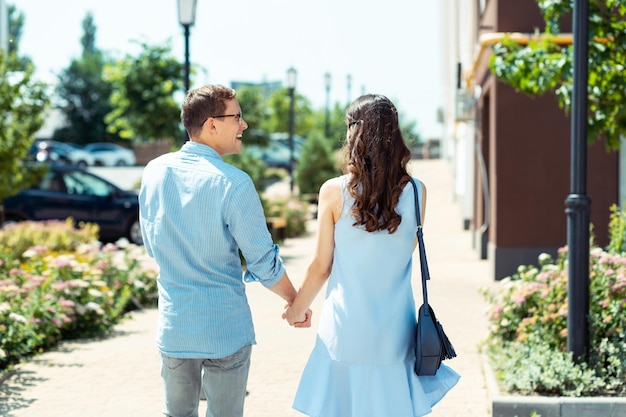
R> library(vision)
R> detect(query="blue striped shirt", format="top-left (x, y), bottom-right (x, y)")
top-left (139, 141), bottom-right (286, 358)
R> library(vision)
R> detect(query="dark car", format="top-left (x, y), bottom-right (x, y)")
top-left (246, 133), bottom-right (306, 169)
top-left (28, 140), bottom-right (96, 167)
top-left (3, 165), bottom-right (143, 245)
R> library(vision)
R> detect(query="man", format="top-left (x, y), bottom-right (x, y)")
top-left (139, 84), bottom-right (311, 417)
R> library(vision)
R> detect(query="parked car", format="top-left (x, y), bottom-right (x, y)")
top-left (3, 165), bottom-right (143, 245)
top-left (246, 133), bottom-right (306, 169)
top-left (29, 140), bottom-right (95, 167)
top-left (84, 142), bottom-right (136, 166)
top-left (247, 141), bottom-right (295, 169)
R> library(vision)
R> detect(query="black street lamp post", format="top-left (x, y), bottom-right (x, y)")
top-left (287, 67), bottom-right (297, 194)
top-left (324, 72), bottom-right (331, 138)
top-left (566, 0), bottom-right (590, 363)
top-left (177, 0), bottom-right (197, 142)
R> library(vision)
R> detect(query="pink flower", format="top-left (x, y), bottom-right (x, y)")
top-left (58, 298), bottom-right (75, 308)
top-left (514, 294), bottom-right (526, 306)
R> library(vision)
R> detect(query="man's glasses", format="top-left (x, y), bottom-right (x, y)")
top-left (200, 113), bottom-right (242, 127)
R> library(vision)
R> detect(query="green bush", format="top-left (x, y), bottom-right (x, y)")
top-left (482, 205), bottom-right (626, 397)
top-left (0, 219), bottom-right (99, 259)
top-left (0, 221), bottom-right (158, 373)
top-left (265, 197), bottom-right (311, 239)
top-left (296, 131), bottom-right (339, 195)
top-left (224, 150), bottom-right (286, 196)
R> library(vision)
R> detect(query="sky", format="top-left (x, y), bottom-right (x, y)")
top-left (15, 0), bottom-right (445, 139)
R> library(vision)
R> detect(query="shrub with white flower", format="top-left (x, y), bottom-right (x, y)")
top-left (482, 212), bottom-right (626, 396)
top-left (0, 221), bottom-right (158, 373)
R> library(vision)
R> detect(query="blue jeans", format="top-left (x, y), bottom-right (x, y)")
top-left (161, 345), bottom-right (252, 417)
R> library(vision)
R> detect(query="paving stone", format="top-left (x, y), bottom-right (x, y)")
top-left (0, 159), bottom-right (493, 417)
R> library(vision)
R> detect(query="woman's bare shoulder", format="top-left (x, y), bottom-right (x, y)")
top-left (319, 177), bottom-right (344, 221)
top-left (320, 176), bottom-right (343, 194)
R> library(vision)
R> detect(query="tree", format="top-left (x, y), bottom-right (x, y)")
top-left (296, 130), bottom-right (338, 195)
top-left (400, 116), bottom-right (422, 152)
top-left (54, 12), bottom-right (116, 144)
top-left (313, 101), bottom-right (422, 155)
top-left (234, 85), bottom-right (271, 146)
top-left (310, 102), bottom-right (348, 150)
top-left (104, 41), bottom-right (184, 143)
top-left (265, 88), bottom-right (315, 136)
top-left (6, 4), bottom-right (31, 70)
top-left (0, 52), bottom-right (50, 222)
top-left (224, 85), bottom-right (288, 196)
top-left (489, 0), bottom-right (626, 149)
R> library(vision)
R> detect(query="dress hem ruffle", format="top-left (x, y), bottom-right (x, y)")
top-left (292, 346), bottom-right (460, 417)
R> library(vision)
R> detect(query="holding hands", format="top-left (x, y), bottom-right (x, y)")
top-left (283, 304), bottom-right (313, 328)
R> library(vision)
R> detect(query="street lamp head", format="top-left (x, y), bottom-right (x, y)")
top-left (324, 72), bottom-right (332, 89)
top-left (178, 0), bottom-right (198, 26)
top-left (287, 67), bottom-right (297, 89)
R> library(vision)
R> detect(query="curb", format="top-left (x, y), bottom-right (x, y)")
top-left (483, 355), bottom-right (626, 417)
top-left (492, 396), bottom-right (626, 417)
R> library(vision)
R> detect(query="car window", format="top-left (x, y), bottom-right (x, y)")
top-left (39, 172), bottom-right (67, 193)
top-left (63, 171), bottom-right (111, 197)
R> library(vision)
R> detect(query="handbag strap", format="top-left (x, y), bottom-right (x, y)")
top-left (410, 178), bottom-right (430, 307)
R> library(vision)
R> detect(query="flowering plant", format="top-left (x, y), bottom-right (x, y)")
top-left (0, 221), bottom-right (158, 372)
top-left (482, 205), bottom-right (626, 396)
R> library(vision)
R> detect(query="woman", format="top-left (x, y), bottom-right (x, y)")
top-left (283, 94), bottom-right (460, 417)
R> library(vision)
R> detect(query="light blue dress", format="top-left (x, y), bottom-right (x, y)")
top-left (293, 176), bottom-right (460, 417)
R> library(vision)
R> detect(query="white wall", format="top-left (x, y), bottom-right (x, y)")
top-left (441, 0), bottom-right (481, 227)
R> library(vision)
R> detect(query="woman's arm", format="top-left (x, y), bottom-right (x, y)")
top-left (283, 178), bottom-right (341, 326)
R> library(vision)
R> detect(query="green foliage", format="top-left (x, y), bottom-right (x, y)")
top-left (235, 85), bottom-right (271, 146)
top-left (104, 41), bottom-right (184, 142)
top-left (0, 221), bottom-right (158, 372)
top-left (400, 115), bottom-right (422, 152)
top-left (312, 101), bottom-right (422, 152)
top-left (265, 88), bottom-right (315, 136)
top-left (224, 150), bottom-right (284, 196)
top-left (224, 150), bottom-right (312, 241)
top-left (607, 204), bottom-right (626, 254)
top-left (0, 219), bottom-right (99, 259)
top-left (264, 197), bottom-right (311, 239)
top-left (6, 4), bottom-right (32, 70)
top-left (487, 342), bottom-right (604, 396)
top-left (482, 222), bottom-right (626, 395)
top-left (489, 0), bottom-right (626, 149)
top-left (296, 131), bottom-right (339, 195)
top-left (0, 51), bottom-right (50, 205)
top-left (317, 102), bottom-right (349, 149)
top-left (54, 13), bottom-right (117, 144)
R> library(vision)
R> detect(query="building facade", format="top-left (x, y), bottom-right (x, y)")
top-left (441, 0), bottom-right (620, 280)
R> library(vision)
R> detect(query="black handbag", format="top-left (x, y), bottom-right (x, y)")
top-left (410, 179), bottom-right (457, 376)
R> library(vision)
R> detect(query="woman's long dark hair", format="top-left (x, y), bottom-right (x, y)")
top-left (343, 94), bottom-right (412, 234)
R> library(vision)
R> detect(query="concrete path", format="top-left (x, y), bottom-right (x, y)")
top-left (0, 159), bottom-right (498, 417)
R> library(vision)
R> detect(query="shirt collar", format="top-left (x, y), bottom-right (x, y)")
top-left (181, 141), bottom-right (222, 160)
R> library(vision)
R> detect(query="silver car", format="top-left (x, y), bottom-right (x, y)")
top-left (84, 142), bottom-right (136, 167)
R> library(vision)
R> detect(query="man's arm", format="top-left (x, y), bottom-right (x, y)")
top-left (269, 272), bottom-right (312, 327)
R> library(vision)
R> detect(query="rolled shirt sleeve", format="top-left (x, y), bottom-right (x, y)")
top-left (224, 176), bottom-right (286, 288)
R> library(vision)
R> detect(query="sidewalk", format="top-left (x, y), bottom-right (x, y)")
top-left (0, 159), bottom-right (498, 417)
